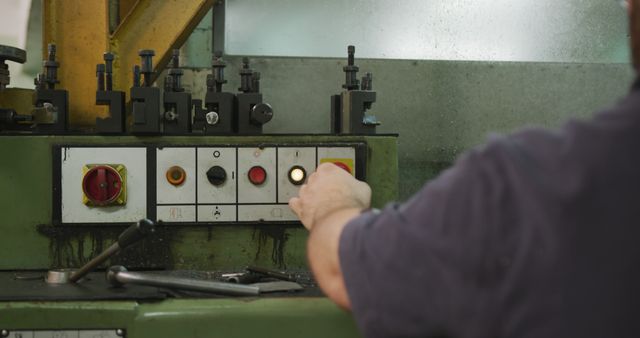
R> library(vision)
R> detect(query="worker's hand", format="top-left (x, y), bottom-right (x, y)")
top-left (289, 163), bottom-right (371, 230)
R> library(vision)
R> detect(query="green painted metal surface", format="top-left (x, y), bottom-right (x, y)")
top-left (0, 135), bottom-right (398, 271)
top-left (0, 134), bottom-right (389, 337)
top-left (0, 298), bottom-right (359, 337)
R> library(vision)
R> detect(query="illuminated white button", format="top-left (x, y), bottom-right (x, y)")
top-left (288, 166), bottom-right (306, 185)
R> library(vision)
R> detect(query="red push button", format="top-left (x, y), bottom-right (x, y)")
top-left (333, 162), bottom-right (352, 173)
top-left (82, 165), bottom-right (123, 206)
top-left (248, 166), bottom-right (267, 185)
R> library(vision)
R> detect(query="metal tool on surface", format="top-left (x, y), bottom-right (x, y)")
top-left (96, 52), bottom-right (126, 134)
top-left (246, 266), bottom-right (297, 282)
top-left (62, 219), bottom-right (156, 283)
top-left (331, 45), bottom-right (380, 134)
top-left (107, 266), bottom-right (260, 296)
top-left (221, 272), bottom-right (263, 284)
top-left (163, 49), bottom-right (192, 134)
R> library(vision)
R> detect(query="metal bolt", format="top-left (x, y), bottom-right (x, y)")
top-left (171, 49), bottom-right (180, 68)
top-left (206, 111), bottom-right (219, 125)
top-left (116, 329), bottom-right (124, 336)
top-left (1, 329), bottom-right (8, 337)
top-left (164, 110), bottom-right (178, 121)
top-left (347, 45), bottom-right (355, 66)
top-left (139, 49), bottom-right (155, 87)
top-left (104, 52), bottom-right (115, 90)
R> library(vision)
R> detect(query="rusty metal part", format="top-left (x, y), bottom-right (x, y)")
top-left (43, 0), bottom-right (215, 127)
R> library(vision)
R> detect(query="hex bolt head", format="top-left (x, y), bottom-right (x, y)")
top-left (103, 52), bottom-right (115, 61)
top-left (206, 111), bottom-right (219, 125)
top-left (138, 49), bottom-right (155, 57)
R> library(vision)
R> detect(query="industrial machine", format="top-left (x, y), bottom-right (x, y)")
top-left (0, 2), bottom-right (397, 337)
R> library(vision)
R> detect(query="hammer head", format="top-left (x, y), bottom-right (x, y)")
top-left (106, 265), bottom-right (128, 287)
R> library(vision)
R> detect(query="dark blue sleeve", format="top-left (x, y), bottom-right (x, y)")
top-left (339, 144), bottom-right (512, 338)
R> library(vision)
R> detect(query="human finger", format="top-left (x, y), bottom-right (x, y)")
top-left (288, 197), bottom-right (303, 217)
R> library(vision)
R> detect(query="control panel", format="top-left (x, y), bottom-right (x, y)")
top-left (54, 144), bottom-right (365, 225)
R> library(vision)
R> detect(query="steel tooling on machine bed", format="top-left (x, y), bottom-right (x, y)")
top-left (331, 45), bottom-right (381, 134)
top-left (130, 49), bottom-right (161, 134)
top-left (33, 43), bottom-right (69, 133)
top-left (107, 265), bottom-right (260, 296)
top-left (163, 49), bottom-right (192, 134)
top-left (236, 57), bottom-right (274, 134)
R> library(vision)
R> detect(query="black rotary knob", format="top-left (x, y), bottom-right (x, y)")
top-left (206, 166), bottom-right (227, 186)
top-left (250, 103), bottom-right (273, 125)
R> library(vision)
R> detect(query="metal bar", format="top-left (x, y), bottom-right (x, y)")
top-left (69, 243), bottom-right (119, 282)
top-left (112, 270), bottom-right (260, 296)
top-left (247, 266), bottom-right (297, 282)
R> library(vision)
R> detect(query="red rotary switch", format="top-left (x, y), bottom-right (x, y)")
top-left (248, 165), bottom-right (267, 185)
top-left (82, 165), bottom-right (123, 206)
top-left (333, 162), bottom-right (352, 174)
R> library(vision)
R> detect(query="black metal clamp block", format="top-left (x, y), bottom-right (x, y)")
top-left (33, 43), bottom-right (69, 134)
top-left (193, 52), bottom-right (237, 134)
top-left (131, 87), bottom-right (161, 134)
top-left (95, 53), bottom-right (126, 134)
top-left (331, 46), bottom-right (380, 135)
top-left (201, 91), bottom-right (235, 134)
top-left (236, 92), bottom-right (272, 134)
top-left (163, 91), bottom-right (191, 134)
top-left (332, 90), bottom-right (378, 135)
top-left (130, 50), bottom-right (161, 134)
top-left (96, 91), bottom-right (125, 134)
top-left (162, 50), bottom-right (191, 134)
top-left (33, 89), bottom-right (69, 134)
top-left (235, 58), bottom-right (273, 134)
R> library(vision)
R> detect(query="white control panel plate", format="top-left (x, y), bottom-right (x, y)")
top-left (197, 147), bottom-right (237, 204)
top-left (60, 147), bottom-right (146, 223)
top-left (57, 144), bottom-right (360, 224)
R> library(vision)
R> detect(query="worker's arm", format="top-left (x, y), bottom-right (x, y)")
top-left (289, 163), bottom-right (371, 309)
top-left (291, 139), bottom-right (515, 337)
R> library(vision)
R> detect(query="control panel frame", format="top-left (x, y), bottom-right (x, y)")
top-left (51, 142), bottom-right (367, 227)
